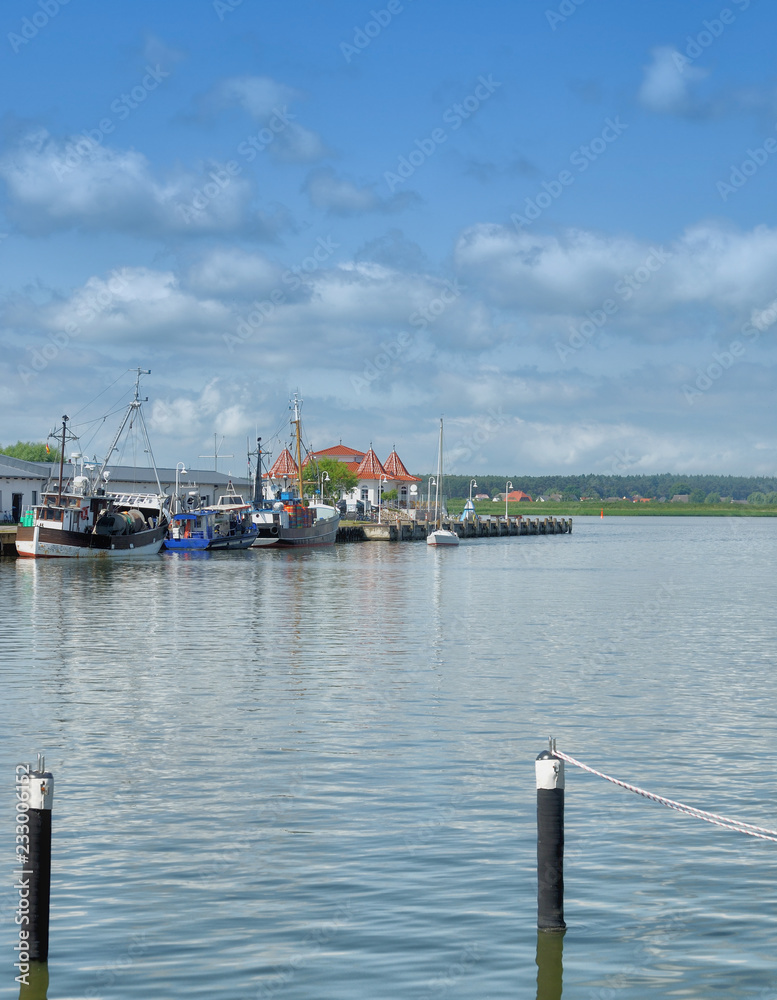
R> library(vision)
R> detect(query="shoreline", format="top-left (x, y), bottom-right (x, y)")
top-left (447, 502), bottom-right (777, 518)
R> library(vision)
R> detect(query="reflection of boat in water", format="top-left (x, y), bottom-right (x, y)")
top-left (16, 370), bottom-right (169, 559)
top-left (165, 492), bottom-right (257, 551)
top-left (427, 417), bottom-right (459, 548)
top-left (250, 395), bottom-right (340, 548)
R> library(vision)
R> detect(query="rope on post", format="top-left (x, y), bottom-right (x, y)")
top-left (555, 749), bottom-right (777, 843)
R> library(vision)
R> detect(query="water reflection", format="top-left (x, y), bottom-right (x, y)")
top-left (536, 931), bottom-right (564, 1000)
top-left (18, 961), bottom-right (48, 1000)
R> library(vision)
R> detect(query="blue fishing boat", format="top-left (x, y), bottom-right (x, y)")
top-left (165, 497), bottom-right (257, 551)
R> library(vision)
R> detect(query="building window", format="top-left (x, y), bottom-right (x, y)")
top-left (32, 491), bottom-right (37, 506)
top-left (361, 487), bottom-right (369, 502)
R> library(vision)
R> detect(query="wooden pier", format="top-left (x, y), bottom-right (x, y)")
top-left (336, 515), bottom-right (572, 543)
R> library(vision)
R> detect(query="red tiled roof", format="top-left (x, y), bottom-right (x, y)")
top-left (355, 447), bottom-right (388, 480)
top-left (269, 447), bottom-right (298, 479)
top-left (308, 444), bottom-right (366, 475)
top-left (383, 449), bottom-right (421, 482)
top-left (506, 490), bottom-right (532, 502)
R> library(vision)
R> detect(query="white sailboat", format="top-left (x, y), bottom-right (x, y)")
top-left (427, 417), bottom-right (460, 547)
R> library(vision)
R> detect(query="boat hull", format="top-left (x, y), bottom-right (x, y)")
top-left (426, 529), bottom-right (460, 547)
top-left (165, 532), bottom-right (257, 551)
top-left (16, 523), bottom-right (167, 558)
top-left (276, 515), bottom-right (340, 547)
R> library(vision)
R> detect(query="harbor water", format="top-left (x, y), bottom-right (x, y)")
top-left (2, 516), bottom-right (777, 998)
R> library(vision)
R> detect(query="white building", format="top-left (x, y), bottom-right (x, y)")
top-left (0, 455), bottom-right (251, 521)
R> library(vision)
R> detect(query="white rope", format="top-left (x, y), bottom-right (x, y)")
top-left (554, 750), bottom-right (777, 844)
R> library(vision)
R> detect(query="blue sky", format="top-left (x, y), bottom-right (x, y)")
top-left (2, 0), bottom-right (776, 476)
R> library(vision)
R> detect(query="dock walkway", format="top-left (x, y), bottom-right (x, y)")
top-left (336, 515), bottom-right (572, 542)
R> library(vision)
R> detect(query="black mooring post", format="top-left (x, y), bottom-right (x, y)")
top-left (536, 741), bottom-right (565, 932)
top-left (24, 757), bottom-right (54, 962)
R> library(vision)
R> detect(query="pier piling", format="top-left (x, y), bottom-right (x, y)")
top-left (21, 756), bottom-right (54, 961)
top-left (536, 741), bottom-right (565, 932)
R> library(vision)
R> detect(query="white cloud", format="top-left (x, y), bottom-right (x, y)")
top-left (304, 167), bottom-right (418, 216)
top-left (29, 267), bottom-right (232, 343)
top-left (0, 130), bottom-right (283, 238)
top-left (638, 47), bottom-right (708, 115)
top-left (454, 221), bottom-right (777, 340)
top-left (201, 75), bottom-right (329, 163)
top-left (185, 248), bottom-right (283, 297)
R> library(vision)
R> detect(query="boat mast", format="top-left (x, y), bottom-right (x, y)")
top-left (253, 437), bottom-right (264, 504)
top-left (97, 368), bottom-right (148, 484)
top-left (57, 415), bottom-right (68, 504)
top-left (434, 417), bottom-right (443, 528)
top-left (292, 394), bottom-right (305, 501)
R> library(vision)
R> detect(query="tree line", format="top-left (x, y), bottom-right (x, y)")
top-left (426, 473), bottom-right (777, 502)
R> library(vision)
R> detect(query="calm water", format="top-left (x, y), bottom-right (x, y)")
top-left (2, 516), bottom-right (777, 999)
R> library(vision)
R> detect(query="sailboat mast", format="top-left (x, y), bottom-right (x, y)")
top-left (434, 418), bottom-right (442, 527)
top-left (292, 394), bottom-right (305, 501)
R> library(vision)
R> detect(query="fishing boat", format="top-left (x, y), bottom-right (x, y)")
top-left (427, 417), bottom-right (460, 547)
top-left (16, 370), bottom-right (169, 559)
top-left (165, 493), bottom-right (257, 551)
top-left (250, 395), bottom-right (340, 547)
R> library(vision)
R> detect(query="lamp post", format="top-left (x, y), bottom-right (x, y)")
top-left (469, 479), bottom-right (478, 503)
top-left (427, 477), bottom-right (436, 522)
top-left (175, 463), bottom-right (188, 515)
top-left (321, 471), bottom-right (330, 503)
top-left (505, 480), bottom-right (513, 520)
top-left (378, 475), bottom-right (389, 524)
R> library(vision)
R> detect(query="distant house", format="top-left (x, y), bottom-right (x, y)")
top-left (474, 493), bottom-right (490, 501)
top-left (496, 490), bottom-right (532, 502)
top-left (671, 494), bottom-right (690, 503)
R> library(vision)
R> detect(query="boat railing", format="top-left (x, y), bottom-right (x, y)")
top-left (106, 491), bottom-right (167, 507)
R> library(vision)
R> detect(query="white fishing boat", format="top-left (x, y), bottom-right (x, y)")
top-left (16, 370), bottom-right (169, 559)
top-left (427, 417), bottom-right (460, 547)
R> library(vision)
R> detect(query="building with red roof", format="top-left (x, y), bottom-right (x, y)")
top-left (306, 442), bottom-right (421, 508)
top-left (268, 447), bottom-right (299, 490)
top-left (308, 444), bottom-right (366, 476)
